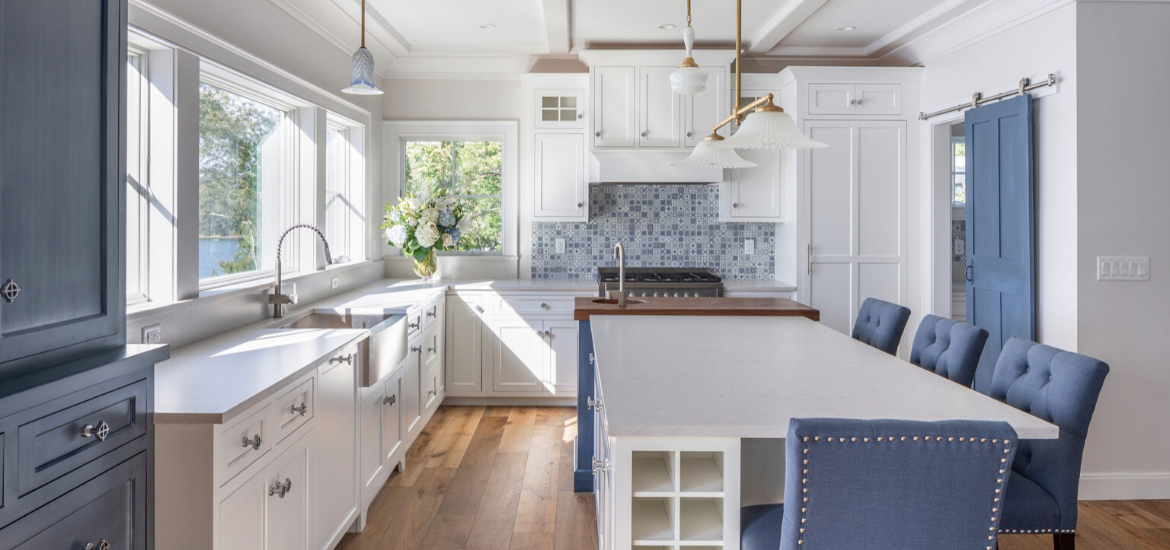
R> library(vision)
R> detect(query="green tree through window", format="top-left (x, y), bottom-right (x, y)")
top-left (404, 141), bottom-right (503, 252)
top-left (198, 84), bottom-right (284, 278)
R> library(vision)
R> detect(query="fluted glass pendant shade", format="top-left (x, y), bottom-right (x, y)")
top-left (343, 47), bottom-right (383, 95)
top-left (712, 108), bottom-right (826, 150)
top-left (670, 27), bottom-right (707, 95)
top-left (672, 136), bottom-right (757, 169)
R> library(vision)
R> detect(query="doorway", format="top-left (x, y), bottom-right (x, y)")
top-left (948, 122), bottom-right (967, 322)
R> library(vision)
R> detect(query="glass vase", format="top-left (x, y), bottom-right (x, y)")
top-left (413, 249), bottom-right (437, 284)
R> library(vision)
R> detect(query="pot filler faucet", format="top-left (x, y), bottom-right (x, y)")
top-left (607, 242), bottom-right (627, 307)
top-left (270, 224), bottom-right (333, 318)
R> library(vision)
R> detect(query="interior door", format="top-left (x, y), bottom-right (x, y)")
top-left (593, 67), bottom-right (636, 147)
top-left (804, 120), bottom-right (906, 336)
top-left (965, 95), bottom-right (1035, 392)
top-left (493, 317), bottom-right (546, 392)
top-left (638, 67), bottom-right (682, 147)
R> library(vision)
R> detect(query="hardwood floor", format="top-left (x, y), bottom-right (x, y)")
top-left (339, 406), bottom-right (1170, 550)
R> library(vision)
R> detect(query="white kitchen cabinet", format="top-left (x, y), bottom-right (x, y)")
top-left (404, 336), bottom-right (424, 441)
top-left (493, 317), bottom-right (547, 393)
top-left (314, 350), bottom-right (358, 550)
top-left (422, 323), bottom-right (443, 413)
top-left (534, 133), bottom-right (587, 220)
top-left (807, 83), bottom-right (902, 116)
top-left (445, 293), bottom-right (485, 395)
top-left (726, 149), bottom-right (782, 221)
top-left (219, 429), bottom-right (313, 550)
top-left (685, 67), bottom-right (727, 146)
top-left (358, 381), bottom-right (386, 504)
top-left (805, 119), bottom-right (907, 335)
top-left (546, 320), bottom-right (579, 395)
top-left (534, 88), bottom-right (585, 129)
top-left (593, 66), bottom-right (636, 147)
top-left (638, 66), bottom-right (682, 147)
top-left (382, 369), bottom-right (404, 467)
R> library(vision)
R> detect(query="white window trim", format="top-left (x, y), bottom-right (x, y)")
top-left (383, 121), bottom-right (519, 259)
top-left (951, 136), bottom-right (966, 208)
top-left (325, 112), bottom-right (368, 264)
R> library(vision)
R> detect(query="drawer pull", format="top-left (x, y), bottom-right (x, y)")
top-left (427, 345), bottom-right (436, 354)
top-left (409, 319), bottom-right (420, 330)
top-left (330, 353), bottom-right (354, 365)
top-left (242, 434), bottom-right (262, 450)
top-left (84, 540), bottom-right (110, 550)
top-left (291, 403), bottom-right (308, 416)
top-left (586, 397), bottom-right (603, 411)
top-left (411, 345), bottom-right (422, 354)
top-left (540, 302), bottom-right (549, 309)
top-left (81, 421), bottom-right (110, 441)
top-left (426, 309), bottom-right (436, 318)
top-left (475, 305), bottom-right (485, 313)
top-left (383, 394), bottom-right (396, 406)
top-left (269, 478), bottom-right (292, 498)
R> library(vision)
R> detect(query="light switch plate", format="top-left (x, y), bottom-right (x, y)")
top-left (1097, 256), bottom-right (1149, 281)
top-left (142, 324), bottom-right (162, 344)
top-left (555, 238), bottom-right (566, 254)
top-left (331, 276), bottom-right (339, 289)
top-left (745, 239), bottom-right (755, 255)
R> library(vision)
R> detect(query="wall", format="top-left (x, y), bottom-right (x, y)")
top-left (1074, 0), bottom-right (1170, 500)
top-left (920, 2), bottom-right (1079, 352)
top-left (126, 0), bottom-right (388, 347)
top-left (531, 185), bottom-right (776, 279)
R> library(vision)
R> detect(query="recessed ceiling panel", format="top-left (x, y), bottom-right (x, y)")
top-left (368, 0), bottom-right (548, 51)
top-left (575, 0), bottom-right (797, 48)
top-left (778, 0), bottom-right (947, 49)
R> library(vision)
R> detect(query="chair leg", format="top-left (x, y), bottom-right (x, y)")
top-left (1053, 532), bottom-right (1075, 550)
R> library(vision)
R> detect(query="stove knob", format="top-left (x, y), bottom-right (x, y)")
top-left (684, 292), bottom-right (692, 298)
top-left (653, 292), bottom-right (660, 298)
top-left (673, 292), bottom-right (681, 298)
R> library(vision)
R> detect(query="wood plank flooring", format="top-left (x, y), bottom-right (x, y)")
top-left (338, 406), bottom-right (1170, 550)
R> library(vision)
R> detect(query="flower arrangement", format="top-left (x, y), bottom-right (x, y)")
top-left (381, 186), bottom-right (466, 280)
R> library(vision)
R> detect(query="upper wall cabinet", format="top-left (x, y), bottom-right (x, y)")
top-left (807, 83), bottom-right (902, 116)
top-left (534, 134), bottom-right (587, 219)
top-left (686, 68), bottom-right (727, 146)
top-left (535, 89), bottom-right (585, 130)
top-left (0, 0), bottom-right (126, 374)
top-left (593, 66), bottom-right (637, 147)
top-left (638, 67), bottom-right (682, 147)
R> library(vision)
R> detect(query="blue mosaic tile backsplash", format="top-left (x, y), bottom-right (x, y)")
top-left (531, 184), bottom-right (776, 279)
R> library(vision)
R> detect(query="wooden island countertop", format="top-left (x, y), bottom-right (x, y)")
top-left (573, 296), bottom-right (820, 321)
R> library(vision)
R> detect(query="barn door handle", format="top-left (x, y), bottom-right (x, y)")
top-left (965, 265), bottom-right (974, 282)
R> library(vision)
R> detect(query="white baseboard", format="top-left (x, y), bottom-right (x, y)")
top-left (1078, 473), bottom-right (1170, 500)
top-left (443, 396), bottom-right (576, 407)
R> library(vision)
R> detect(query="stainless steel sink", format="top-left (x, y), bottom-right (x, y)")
top-left (590, 298), bottom-right (647, 305)
top-left (276, 311), bottom-right (408, 387)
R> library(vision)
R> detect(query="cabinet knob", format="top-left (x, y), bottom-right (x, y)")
top-left (732, 202), bottom-right (740, 209)
top-left (428, 389), bottom-right (437, 398)
top-left (1, 279), bottom-right (19, 303)
top-left (269, 478), bottom-right (292, 498)
top-left (640, 131), bottom-right (648, 138)
top-left (577, 202), bottom-right (584, 208)
top-left (686, 131), bottom-right (693, 138)
top-left (475, 305), bottom-right (485, 313)
top-left (242, 434), bottom-right (262, 450)
top-left (577, 113), bottom-right (584, 119)
top-left (594, 131), bottom-right (601, 137)
top-left (291, 403), bottom-right (308, 416)
top-left (383, 394), bottom-right (396, 406)
top-left (85, 541), bottom-right (110, 550)
top-left (81, 421), bottom-right (110, 441)
top-left (540, 302), bottom-right (549, 309)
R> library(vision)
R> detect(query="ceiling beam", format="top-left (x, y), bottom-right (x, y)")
top-left (541, 0), bottom-right (573, 54)
top-left (748, 0), bottom-right (831, 54)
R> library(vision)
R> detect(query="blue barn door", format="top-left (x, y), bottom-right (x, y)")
top-left (964, 95), bottom-right (1035, 393)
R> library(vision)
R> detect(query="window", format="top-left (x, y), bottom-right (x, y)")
top-left (126, 50), bottom-right (150, 304)
top-left (952, 137), bottom-right (966, 206)
top-left (198, 81), bottom-right (292, 284)
top-left (403, 140), bottom-right (504, 253)
top-left (325, 117), bottom-right (366, 263)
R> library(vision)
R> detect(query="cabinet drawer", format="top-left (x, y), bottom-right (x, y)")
top-left (274, 378), bottom-right (313, 445)
top-left (422, 299), bottom-right (441, 332)
top-left (407, 310), bottom-right (423, 338)
top-left (0, 453), bottom-right (147, 550)
top-left (16, 379), bottom-right (148, 496)
top-left (217, 406), bottom-right (271, 487)
top-left (496, 296), bottom-right (574, 316)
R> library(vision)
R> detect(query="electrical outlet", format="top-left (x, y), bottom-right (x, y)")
top-left (1097, 256), bottom-right (1149, 281)
top-left (331, 276), bottom-right (339, 289)
top-left (142, 324), bottom-right (162, 344)
top-left (744, 239), bottom-right (755, 255)
top-left (555, 238), bottom-right (566, 254)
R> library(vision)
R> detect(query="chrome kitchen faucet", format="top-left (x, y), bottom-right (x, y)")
top-left (270, 224), bottom-right (333, 318)
top-left (607, 242), bottom-right (628, 307)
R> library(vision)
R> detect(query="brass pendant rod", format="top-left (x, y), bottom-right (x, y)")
top-left (360, 0), bottom-right (366, 49)
top-left (711, 93), bottom-right (773, 134)
top-left (735, 0), bottom-right (741, 125)
top-left (686, 0), bottom-right (692, 27)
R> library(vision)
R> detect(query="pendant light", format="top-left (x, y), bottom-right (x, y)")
top-left (675, 0), bottom-right (825, 168)
top-left (342, 0), bottom-right (384, 96)
top-left (669, 0), bottom-right (708, 95)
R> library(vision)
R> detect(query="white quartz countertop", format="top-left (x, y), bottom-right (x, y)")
top-left (154, 282), bottom-right (447, 424)
top-left (438, 278), bottom-right (796, 293)
top-left (590, 316), bottom-right (1058, 440)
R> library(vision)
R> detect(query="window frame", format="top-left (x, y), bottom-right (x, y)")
top-left (126, 47), bottom-right (151, 306)
top-left (951, 136), bottom-right (966, 207)
top-left (324, 112), bottom-right (367, 264)
top-left (384, 121), bottom-right (519, 258)
top-left (196, 65), bottom-right (306, 291)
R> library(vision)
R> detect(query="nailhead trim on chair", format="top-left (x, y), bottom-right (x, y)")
top-left (799, 434), bottom-right (1014, 549)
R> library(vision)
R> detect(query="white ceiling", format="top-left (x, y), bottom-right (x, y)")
top-left (264, 0), bottom-right (1059, 76)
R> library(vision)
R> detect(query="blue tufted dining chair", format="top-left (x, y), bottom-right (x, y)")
top-left (741, 418), bottom-right (1019, 550)
top-left (986, 338), bottom-right (1109, 550)
top-left (851, 298), bottom-right (911, 355)
top-left (910, 314), bottom-right (989, 387)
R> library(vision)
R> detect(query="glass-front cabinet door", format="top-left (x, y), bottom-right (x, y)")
top-left (534, 89), bottom-right (585, 129)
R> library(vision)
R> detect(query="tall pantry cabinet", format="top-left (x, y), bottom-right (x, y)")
top-left (778, 67), bottom-right (923, 343)
top-left (0, 0), bottom-right (170, 548)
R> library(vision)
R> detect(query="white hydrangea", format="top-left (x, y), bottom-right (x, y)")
top-left (419, 208), bottom-right (439, 224)
top-left (385, 225), bottom-right (408, 247)
top-left (404, 214), bottom-right (418, 227)
top-left (416, 221), bottom-right (440, 248)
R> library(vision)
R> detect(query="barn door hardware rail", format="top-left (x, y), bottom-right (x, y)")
top-left (919, 74), bottom-right (1057, 121)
